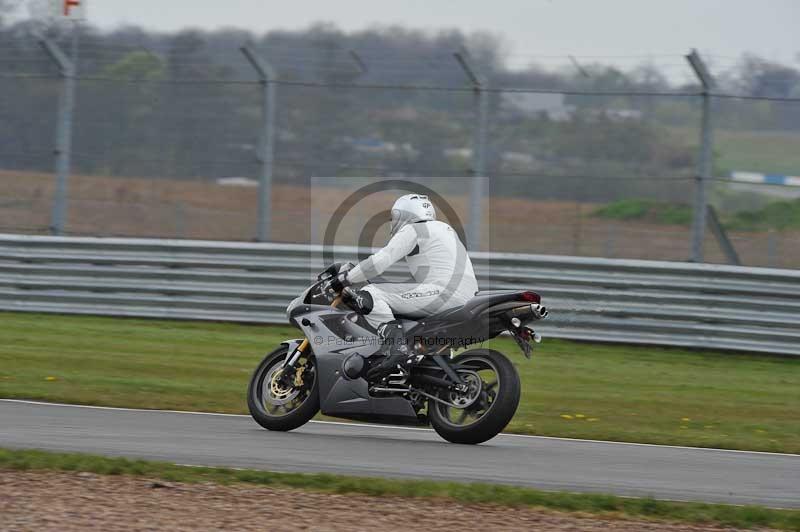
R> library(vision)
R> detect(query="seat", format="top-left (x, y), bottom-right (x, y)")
top-left (396, 290), bottom-right (525, 324)
top-left (461, 290), bottom-right (530, 315)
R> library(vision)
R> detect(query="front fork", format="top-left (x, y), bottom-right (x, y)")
top-left (283, 339), bottom-right (308, 368)
top-left (279, 295), bottom-right (343, 383)
top-left (277, 339), bottom-right (308, 387)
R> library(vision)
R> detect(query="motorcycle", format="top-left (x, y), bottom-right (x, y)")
top-left (247, 263), bottom-right (548, 444)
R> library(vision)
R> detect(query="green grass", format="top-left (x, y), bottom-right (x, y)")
top-left (593, 196), bottom-right (800, 231)
top-left (714, 129), bottom-right (800, 177)
top-left (1, 311), bottom-right (799, 453)
top-left (593, 199), bottom-right (693, 225)
top-left (726, 198), bottom-right (800, 231)
top-left (1, 448), bottom-right (798, 530)
top-left (669, 126), bottom-right (800, 176)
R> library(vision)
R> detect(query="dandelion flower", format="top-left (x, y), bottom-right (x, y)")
top-left (560, 414), bottom-right (573, 420)
top-left (45, 376), bottom-right (57, 382)
top-left (681, 417), bottom-right (691, 422)
top-left (574, 414), bottom-right (585, 419)
top-left (587, 418), bottom-right (598, 422)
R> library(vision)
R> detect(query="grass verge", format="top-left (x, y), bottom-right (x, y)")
top-left (591, 196), bottom-right (800, 232)
top-left (714, 129), bottom-right (800, 177)
top-left (726, 198), bottom-right (800, 231)
top-left (1, 311), bottom-right (799, 453)
top-left (1, 448), bottom-right (798, 530)
top-left (593, 198), bottom-right (692, 225)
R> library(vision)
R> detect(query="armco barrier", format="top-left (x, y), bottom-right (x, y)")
top-left (1, 234), bottom-right (798, 356)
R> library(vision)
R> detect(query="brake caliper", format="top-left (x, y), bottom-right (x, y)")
top-left (293, 363), bottom-right (305, 387)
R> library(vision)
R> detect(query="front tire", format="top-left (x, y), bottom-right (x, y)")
top-left (247, 345), bottom-right (320, 432)
top-left (429, 349), bottom-right (521, 444)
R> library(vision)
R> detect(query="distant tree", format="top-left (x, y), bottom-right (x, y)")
top-left (2, 18), bottom-right (795, 193)
top-left (102, 51), bottom-right (166, 81)
top-left (719, 55), bottom-right (800, 130)
top-left (630, 63), bottom-right (669, 92)
top-left (0, 0), bottom-right (21, 27)
top-left (736, 54), bottom-right (800, 98)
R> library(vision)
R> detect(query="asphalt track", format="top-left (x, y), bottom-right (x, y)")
top-left (1, 400), bottom-right (798, 508)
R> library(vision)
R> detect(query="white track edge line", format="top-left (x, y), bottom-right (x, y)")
top-left (2, 399), bottom-right (798, 458)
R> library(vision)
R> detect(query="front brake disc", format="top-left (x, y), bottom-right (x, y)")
top-left (263, 365), bottom-right (301, 406)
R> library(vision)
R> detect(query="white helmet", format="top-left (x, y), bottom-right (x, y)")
top-left (390, 193), bottom-right (436, 235)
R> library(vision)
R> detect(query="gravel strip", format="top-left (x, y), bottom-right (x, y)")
top-left (0, 470), bottom-right (764, 532)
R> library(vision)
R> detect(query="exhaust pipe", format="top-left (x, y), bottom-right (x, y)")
top-left (506, 303), bottom-right (549, 322)
top-left (530, 303), bottom-right (548, 319)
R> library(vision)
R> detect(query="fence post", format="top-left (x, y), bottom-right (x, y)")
top-left (767, 230), bottom-right (778, 268)
top-left (241, 45), bottom-right (277, 242)
top-left (686, 49), bottom-right (715, 262)
top-left (39, 29), bottom-right (79, 236)
top-left (454, 50), bottom-right (488, 251)
top-left (348, 50), bottom-right (368, 75)
top-left (706, 205), bottom-right (740, 265)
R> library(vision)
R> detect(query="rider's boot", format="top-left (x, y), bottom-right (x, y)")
top-left (366, 320), bottom-right (412, 383)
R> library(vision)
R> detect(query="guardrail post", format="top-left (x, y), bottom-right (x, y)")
top-left (455, 50), bottom-right (488, 251)
top-left (39, 29), bottom-right (79, 236)
top-left (686, 49), bottom-right (715, 262)
top-left (241, 45), bottom-right (277, 242)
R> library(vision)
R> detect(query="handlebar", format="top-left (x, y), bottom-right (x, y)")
top-left (320, 277), bottom-right (356, 303)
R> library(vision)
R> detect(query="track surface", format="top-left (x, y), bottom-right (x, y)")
top-left (1, 400), bottom-right (798, 508)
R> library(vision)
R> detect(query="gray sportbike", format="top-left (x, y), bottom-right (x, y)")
top-left (247, 263), bottom-right (548, 444)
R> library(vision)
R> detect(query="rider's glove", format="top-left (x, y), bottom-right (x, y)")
top-left (327, 272), bottom-right (349, 294)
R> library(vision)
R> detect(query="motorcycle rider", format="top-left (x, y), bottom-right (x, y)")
top-left (327, 193), bottom-right (479, 382)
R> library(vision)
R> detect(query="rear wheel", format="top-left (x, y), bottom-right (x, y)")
top-left (247, 345), bottom-right (319, 432)
top-left (428, 349), bottom-right (520, 444)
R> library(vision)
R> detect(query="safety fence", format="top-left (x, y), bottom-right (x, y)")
top-left (4, 32), bottom-right (800, 268)
top-left (1, 234), bottom-right (798, 356)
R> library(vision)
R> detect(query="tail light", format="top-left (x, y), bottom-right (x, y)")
top-left (517, 291), bottom-right (541, 303)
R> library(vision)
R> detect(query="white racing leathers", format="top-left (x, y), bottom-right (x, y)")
top-left (347, 220), bottom-right (479, 329)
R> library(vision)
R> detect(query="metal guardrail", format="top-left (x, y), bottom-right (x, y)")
top-left (1, 233), bottom-right (799, 356)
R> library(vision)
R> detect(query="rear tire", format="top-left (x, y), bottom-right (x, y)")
top-left (429, 349), bottom-right (521, 444)
top-left (247, 345), bottom-right (320, 432)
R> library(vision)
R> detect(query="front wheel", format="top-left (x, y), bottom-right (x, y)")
top-left (247, 344), bottom-right (319, 432)
top-left (428, 349), bottom-right (521, 444)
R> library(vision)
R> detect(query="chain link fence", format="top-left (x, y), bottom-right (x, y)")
top-left (1, 33), bottom-right (799, 267)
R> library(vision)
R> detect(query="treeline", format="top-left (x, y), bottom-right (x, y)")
top-left (1, 18), bottom-right (798, 202)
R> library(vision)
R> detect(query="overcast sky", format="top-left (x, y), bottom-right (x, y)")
top-left (31, 0), bottom-right (800, 69)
